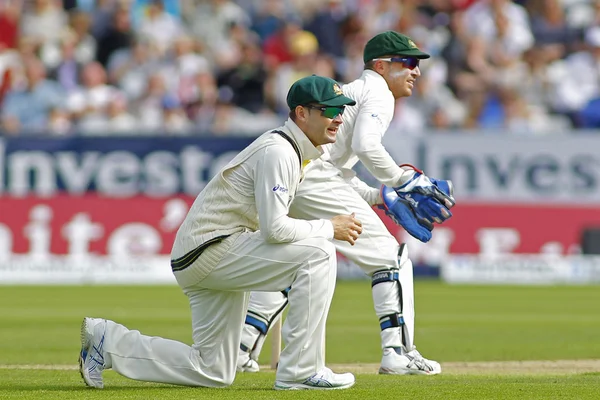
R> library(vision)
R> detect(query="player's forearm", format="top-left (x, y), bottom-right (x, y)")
top-left (354, 145), bottom-right (415, 187)
top-left (348, 176), bottom-right (382, 206)
top-left (260, 216), bottom-right (334, 243)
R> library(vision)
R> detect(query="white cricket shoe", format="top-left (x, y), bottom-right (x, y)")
top-left (379, 346), bottom-right (441, 375)
top-left (236, 352), bottom-right (260, 373)
top-left (79, 317), bottom-right (107, 388)
top-left (274, 367), bottom-right (355, 390)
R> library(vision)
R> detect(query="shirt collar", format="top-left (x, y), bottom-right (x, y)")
top-left (282, 118), bottom-right (323, 162)
top-left (363, 69), bottom-right (391, 90)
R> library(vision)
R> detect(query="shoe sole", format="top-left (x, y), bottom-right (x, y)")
top-left (78, 318), bottom-right (103, 389)
top-left (379, 366), bottom-right (441, 375)
top-left (274, 381), bottom-right (355, 390)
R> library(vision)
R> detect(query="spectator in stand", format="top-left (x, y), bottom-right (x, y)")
top-left (96, 6), bottom-right (134, 67)
top-left (161, 94), bottom-right (193, 134)
top-left (189, 70), bottom-right (221, 132)
top-left (0, 1), bottom-right (21, 109)
top-left (336, 12), bottom-right (368, 82)
top-left (575, 26), bottom-right (600, 128)
top-left (362, 0), bottom-right (402, 37)
top-left (42, 10), bottom-right (97, 73)
top-left (133, 72), bottom-right (170, 132)
top-left (136, 0), bottom-right (184, 56)
top-left (105, 91), bottom-right (138, 134)
top-left (267, 30), bottom-right (320, 114)
top-left (47, 30), bottom-right (85, 93)
top-left (47, 106), bottom-right (73, 135)
top-left (304, 0), bottom-right (347, 60)
top-left (217, 39), bottom-right (269, 113)
top-left (20, 0), bottom-right (68, 50)
top-left (185, 0), bottom-right (250, 61)
top-left (107, 38), bottom-right (160, 101)
top-left (3, 0), bottom-right (600, 136)
top-left (0, 0), bottom-right (20, 50)
top-left (66, 61), bottom-right (121, 132)
top-left (464, 1), bottom-right (534, 88)
top-left (208, 87), bottom-right (281, 136)
top-left (1, 57), bottom-right (64, 134)
top-left (69, 10), bottom-right (97, 64)
top-left (90, 0), bottom-right (120, 39)
top-left (392, 61), bottom-right (467, 133)
top-left (211, 21), bottom-right (254, 71)
top-left (526, 0), bottom-right (579, 50)
top-left (161, 35), bottom-right (211, 104)
top-left (463, 0), bottom-right (534, 54)
top-left (548, 25), bottom-right (600, 124)
top-left (249, 0), bottom-right (288, 43)
top-left (441, 9), bottom-right (482, 98)
top-left (261, 18), bottom-right (302, 72)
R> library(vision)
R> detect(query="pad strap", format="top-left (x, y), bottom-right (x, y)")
top-left (241, 294), bottom-right (290, 353)
top-left (245, 311), bottom-right (269, 335)
top-left (371, 269), bottom-right (399, 287)
top-left (379, 313), bottom-right (405, 330)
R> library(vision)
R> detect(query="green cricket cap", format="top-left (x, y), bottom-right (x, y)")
top-left (363, 31), bottom-right (430, 63)
top-left (286, 75), bottom-right (356, 110)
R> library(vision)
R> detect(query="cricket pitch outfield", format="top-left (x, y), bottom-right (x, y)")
top-left (1, 281), bottom-right (599, 399)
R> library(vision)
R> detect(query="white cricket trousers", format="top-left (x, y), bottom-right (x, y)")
top-left (244, 159), bottom-right (415, 351)
top-left (101, 230), bottom-right (338, 387)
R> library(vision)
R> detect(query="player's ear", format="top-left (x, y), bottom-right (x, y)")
top-left (295, 105), bottom-right (309, 123)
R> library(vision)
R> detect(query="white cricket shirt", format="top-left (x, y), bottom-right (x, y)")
top-left (311, 70), bottom-right (415, 205)
top-left (171, 119), bottom-right (334, 259)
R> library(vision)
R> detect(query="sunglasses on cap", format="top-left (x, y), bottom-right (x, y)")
top-left (305, 105), bottom-right (346, 119)
top-left (371, 57), bottom-right (420, 70)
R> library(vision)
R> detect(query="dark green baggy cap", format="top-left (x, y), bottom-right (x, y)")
top-left (286, 75), bottom-right (356, 110)
top-left (363, 31), bottom-right (430, 63)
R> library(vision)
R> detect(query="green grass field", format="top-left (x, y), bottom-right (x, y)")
top-left (1, 281), bottom-right (600, 399)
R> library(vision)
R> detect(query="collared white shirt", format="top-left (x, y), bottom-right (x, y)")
top-left (172, 119), bottom-right (333, 258)
top-left (313, 70), bottom-right (415, 204)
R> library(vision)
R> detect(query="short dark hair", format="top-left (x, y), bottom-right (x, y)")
top-left (289, 103), bottom-right (318, 121)
top-left (364, 60), bottom-right (376, 71)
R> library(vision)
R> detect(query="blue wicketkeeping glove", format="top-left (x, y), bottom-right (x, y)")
top-left (379, 185), bottom-right (433, 242)
top-left (394, 166), bottom-right (455, 225)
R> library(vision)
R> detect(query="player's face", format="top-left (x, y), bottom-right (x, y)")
top-left (302, 105), bottom-right (345, 146)
top-left (379, 56), bottom-right (421, 99)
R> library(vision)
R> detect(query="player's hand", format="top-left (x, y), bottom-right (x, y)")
top-left (331, 213), bottom-right (363, 246)
top-left (380, 186), bottom-right (433, 243)
top-left (394, 168), bottom-right (454, 224)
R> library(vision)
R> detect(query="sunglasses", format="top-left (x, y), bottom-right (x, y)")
top-left (305, 105), bottom-right (346, 119)
top-left (372, 57), bottom-right (420, 70)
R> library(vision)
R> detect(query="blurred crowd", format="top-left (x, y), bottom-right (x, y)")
top-left (2, 0), bottom-right (600, 137)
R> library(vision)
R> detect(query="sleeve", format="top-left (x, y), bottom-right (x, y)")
top-left (254, 146), bottom-right (334, 243)
top-left (338, 166), bottom-right (382, 206)
top-left (348, 175), bottom-right (382, 206)
top-left (351, 90), bottom-right (415, 187)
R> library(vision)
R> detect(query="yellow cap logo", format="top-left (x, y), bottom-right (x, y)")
top-left (408, 39), bottom-right (417, 49)
top-left (333, 83), bottom-right (343, 95)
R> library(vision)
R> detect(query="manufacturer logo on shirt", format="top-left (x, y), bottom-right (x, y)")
top-left (371, 113), bottom-right (384, 128)
top-left (272, 184), bottom-right (289, 193)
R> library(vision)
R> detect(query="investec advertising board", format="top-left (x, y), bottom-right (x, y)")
top-left (379, 133), bottom-right (600, 284)
top-left (0, 136), bottom-right (252, 284)
top-left (1, 133), bottom-right (599, 284)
